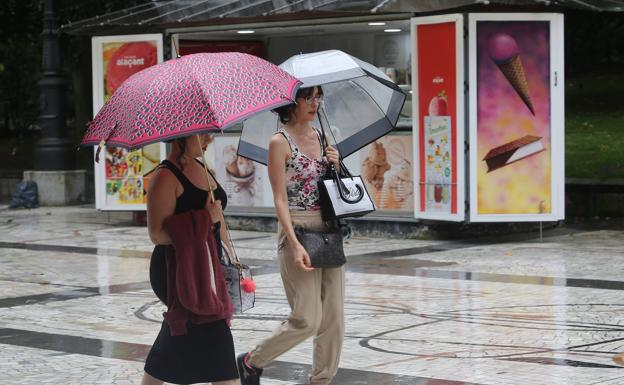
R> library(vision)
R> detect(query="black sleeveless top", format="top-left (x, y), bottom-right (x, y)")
top-left (150, 158), bottom-right (226, 304)
top-left (159, 159), bottom-right (227, 212)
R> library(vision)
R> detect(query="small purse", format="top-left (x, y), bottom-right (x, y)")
top-left (214, 222), bottom-right (255, 314)
top-left (294, 225), bottom-right (346, 268)
top-left (220, 244), bottom-right (255, 314)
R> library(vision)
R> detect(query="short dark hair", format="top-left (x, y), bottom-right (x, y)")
top-left (274, 86), bottom-right (324, 125)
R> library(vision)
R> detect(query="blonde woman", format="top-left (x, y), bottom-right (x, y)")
top-left (142, 134), bottom-right (239, 385)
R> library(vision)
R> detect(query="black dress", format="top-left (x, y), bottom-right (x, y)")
top-left (144, 159), bottom-right (238, 384)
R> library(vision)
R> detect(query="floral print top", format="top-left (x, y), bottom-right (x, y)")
top-left (279, 129), bottom-right (328, 211)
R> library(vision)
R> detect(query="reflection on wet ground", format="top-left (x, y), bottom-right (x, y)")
top-left (0, 326), bottom-right (478, 384)
top-left (1, 206), bottom-right (624, 384)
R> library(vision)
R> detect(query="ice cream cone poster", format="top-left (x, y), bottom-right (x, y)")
top-left (468, 14), bottom-right (565, 221)
top-left (92, 35), bottom-right (165, 210)
top-left (411, 15), bottom-right (465, 221)
top-left (360, 134), bottom-right (414, 212)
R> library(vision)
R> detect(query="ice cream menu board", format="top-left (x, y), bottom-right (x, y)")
top-left (92, 35), bottom-right (165, 210)
top-left (424, 116), bottom-right (452, 212)
top-left (411, 15), bottom-right (465, 221)
top-left (468, 14), bottom-right (565, 222)
top-left (103, 145), bottom-right (161, 206)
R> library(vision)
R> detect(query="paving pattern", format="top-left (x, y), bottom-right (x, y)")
top-left (1, 206), bottom-right (624, 384)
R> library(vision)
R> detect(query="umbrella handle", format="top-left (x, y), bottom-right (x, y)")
top-left (196, 135), bottom-right (216, 204)
top-left (94, 123), bottom-right (117, 163)
top-left (171, 35), bottom-right (181, 59)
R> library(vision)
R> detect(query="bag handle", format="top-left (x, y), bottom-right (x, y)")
top-left (333, 166), bottom-right (364, 204)
top-left (316, 114), bottom-right (356, 180)
top-left (223, 222), bottom-right (243, 266)
top-left (316, 115), bottom-right (364, 204)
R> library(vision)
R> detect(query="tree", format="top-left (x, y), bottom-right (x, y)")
top-left (0, 0), bottom-right (150, 133)
top-left (0, 0), bottom-right (43, 132)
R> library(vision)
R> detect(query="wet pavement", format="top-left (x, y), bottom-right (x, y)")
top-left (1, 205), bottom-right (624, 385)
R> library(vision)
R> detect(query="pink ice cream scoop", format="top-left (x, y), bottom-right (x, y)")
top-left (488, 33), bottom-right (519, 64)
top-left (487, 33), bottom-right (535, 115)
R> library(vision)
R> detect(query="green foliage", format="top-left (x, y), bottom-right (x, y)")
top-left (0, 0), bottom-right (43, 132)
top-left (565, 11), bottom-right (624, 75)
top-left (0, 0), bottom-right (151, 133)
top-left (566, 70), bottom-right (624, 180)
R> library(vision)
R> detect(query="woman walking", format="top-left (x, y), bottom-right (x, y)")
top-left (237, 86), bottom-right (345, 385)
top-left (142, 133), bottom-right (239, 385)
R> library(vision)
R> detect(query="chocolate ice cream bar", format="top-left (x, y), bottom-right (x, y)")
top-left (483, 135), bottom-right (545, 172)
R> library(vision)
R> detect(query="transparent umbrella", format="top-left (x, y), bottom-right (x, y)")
top-left (238, 50), bottom-right (406, 165)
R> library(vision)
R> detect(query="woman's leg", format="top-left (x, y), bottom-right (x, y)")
top-left (309, 266), bottom-right (345, 385)
top-left (140, 372), bottom-right (164, 385)
top-left (247, 235), bottom-right (323, 368)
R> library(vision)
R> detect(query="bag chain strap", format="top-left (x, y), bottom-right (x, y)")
top-left (223, 222), bottom-right (243, 268)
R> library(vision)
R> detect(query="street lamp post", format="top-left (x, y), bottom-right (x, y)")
top-left (34, 0), bottom-right (73, 170)
top-left (24, 0), bottom-right (85, 205)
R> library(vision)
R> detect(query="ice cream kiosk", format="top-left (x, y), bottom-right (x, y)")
top-left (411, 13), bottom-right (565, 223)
top-left (83, 8), bottom-right (566, 225)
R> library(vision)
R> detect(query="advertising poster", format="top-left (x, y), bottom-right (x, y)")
top-left (359, 133), bottom-right (414, 213)
top-left (212, 135), bottom-right (273, 208)
top-left (411, 15), bottom-right (465, 221)
top-left (102, 41), bottom-right (158, 101)
top-left (91, 34), bottom-right (165, 210)
top-left (103, 145), bottom-right (161, 206)
top-left (468, 14), bottom-right (564, 222)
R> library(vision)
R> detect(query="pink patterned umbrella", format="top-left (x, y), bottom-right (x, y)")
top-left (81, 52), bottom-right (301, 151)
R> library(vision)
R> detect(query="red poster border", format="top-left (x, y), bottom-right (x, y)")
top-left (416, 21), bottom-right (459, 215)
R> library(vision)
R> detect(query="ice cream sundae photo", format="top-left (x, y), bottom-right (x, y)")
top-left (222, 144), bottom-right (257, 206)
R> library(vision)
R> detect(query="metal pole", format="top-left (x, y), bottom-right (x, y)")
top-left (34, 0), bottom-right (73, 170)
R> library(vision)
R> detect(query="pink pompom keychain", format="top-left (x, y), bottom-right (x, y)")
top-left (241, 277), bottom-right (256, 293)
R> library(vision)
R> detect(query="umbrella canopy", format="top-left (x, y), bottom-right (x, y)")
top-left (238, 50), bottom-right (406, 165)
top-left (81, 52), bottom-right (301, 151)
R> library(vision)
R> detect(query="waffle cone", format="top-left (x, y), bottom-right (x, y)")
top-left (497, 55), bottom-right (535, 115)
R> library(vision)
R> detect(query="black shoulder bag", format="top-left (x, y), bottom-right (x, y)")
top-left (294, 223), bottom-right (345, 268)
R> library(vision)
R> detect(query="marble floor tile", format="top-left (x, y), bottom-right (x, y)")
top-left (1, 205), bottom-right (623, 384)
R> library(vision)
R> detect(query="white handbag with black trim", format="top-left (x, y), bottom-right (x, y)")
top-left (318, 160), bottom-right (375, 221)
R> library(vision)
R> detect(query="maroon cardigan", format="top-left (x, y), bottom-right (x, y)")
top-left (162, 209), bottom-right (233, 336)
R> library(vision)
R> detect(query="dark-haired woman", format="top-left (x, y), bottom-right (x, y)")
top-left (237, 86), bottom-right (344, 385)
top-left (141, 133), bottom-right (240, 385)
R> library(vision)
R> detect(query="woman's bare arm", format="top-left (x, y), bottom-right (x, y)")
top-left (268, 134), bottom-right (313, 271)
top-left (146, 168), bottom-right (178, 245)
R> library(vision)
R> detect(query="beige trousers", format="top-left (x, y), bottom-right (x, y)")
top-left (248, 210), bottom-right (345, 385)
